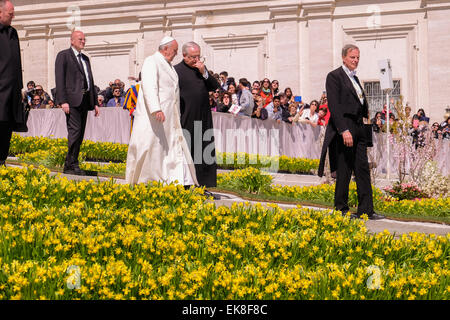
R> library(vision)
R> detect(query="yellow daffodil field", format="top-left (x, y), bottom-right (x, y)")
top-left (0, 166), bottom-right (448, 300)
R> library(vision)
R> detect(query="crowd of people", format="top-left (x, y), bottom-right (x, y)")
top-left (22, 79), bottom-right (128, 110)
top-left (22, 72), bottom-right (449, 141)
top-left (207, 71), bottom-right (331, 127)
top-left (371, 103), bottom-right (450, 145)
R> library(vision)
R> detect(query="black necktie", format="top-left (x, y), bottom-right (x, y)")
top-left (77, 53), bottom-right (88, 90)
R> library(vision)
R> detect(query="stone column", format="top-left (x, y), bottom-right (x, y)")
top-left (22, 25), bottom-right (49, 91)
top-left (301, 1), bottom-right (335, 102)
top-left (426, 6), bottom-right (450, 121)
top-left (268, 5), bottom-right (301, 95)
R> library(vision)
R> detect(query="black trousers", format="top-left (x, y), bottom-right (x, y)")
top-left (64, 94), bottom-right (89, 170)
top-left (0, 122), bottom-right (13, 162)
top-left (334, 123), bottom-right (374, 215)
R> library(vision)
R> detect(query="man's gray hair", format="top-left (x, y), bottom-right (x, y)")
top-left (342, 44), bottom-right (359, 57)
top-left (182, 41), bottom-right (200, 55)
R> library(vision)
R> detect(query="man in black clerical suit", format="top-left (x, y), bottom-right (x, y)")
top-left (318, 44), bottom-right (384, 220)
top-left (55, 30), bottom-right (99, 175)
top-left (174, 42), bottom-right (220, 196)
top-left (0, 0), bottom-right (28, 166)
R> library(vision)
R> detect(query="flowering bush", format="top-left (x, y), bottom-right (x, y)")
top-left (417, 161), bottom-right (450, 199)
top-left (383, 182), bottom-right (428, 201)
top-left (0, 166), bottom-right (448, 300)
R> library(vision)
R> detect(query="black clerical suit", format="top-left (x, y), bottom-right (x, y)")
top-left (0, 23), bottom-right (27, 163)
top-left (174, 61), bottom-right (220, 188)
top-left (55, 48), bottom-right (98, 171)
top-left (318, 66), bottom-right (374, 216)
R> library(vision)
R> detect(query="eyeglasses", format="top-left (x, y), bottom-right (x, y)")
top-left (186, 55), bottom-right (205, 62)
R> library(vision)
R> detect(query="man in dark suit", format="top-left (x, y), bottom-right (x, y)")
top-left (174, 41), bottom-right (220, 197)
top-left (55, 30), bottom-right (99, 175)
top-left (0, 0), bottom-right (28, 166)
top-left (318, 44), bottom-right (384, 220)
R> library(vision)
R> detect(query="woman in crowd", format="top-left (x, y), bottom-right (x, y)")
top-left (284, 87), bottom-right (294, 104)
top-left (212, 88), bottom-right (221, 104)
top-left (209, 92), bottom-right (217, 112)
top-left (299, 100), bottom-right (319, 123)
top-left (216, 91), bottom-right (232, 113)
top-left (97, 95), bottom-right (106, 108)
top-left (371, 112), bottom-right (384, 133)
top-left (431, 122), bottom-right (443, 139)
top-left (409, 114), bottom-right (428, 148)
top-left (302, 106), bottom-right (329, 127)
top-left (442, 117), bottom-right (450, 139)
top-left (252, 93), bottom-right (268, 120)
top-left (287, 103), bottom-right (300, 124)
top-left (227, 83), bottom-right (239, 106)
top-left (271, 80), bottom-right (280, 96)
top-left (316, 107), bottom-right (329, 126)
top-left (47, 100), bottom-right (55, 109)
top-left (416, 108), bottom-right (430, 123)
top-left (259, 78), bottom-right (273, 108)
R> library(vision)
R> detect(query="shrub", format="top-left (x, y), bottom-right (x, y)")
top-left (417, 161), bottom-right (450, 198)
top-left (383, 182), bottom-right (428, 201)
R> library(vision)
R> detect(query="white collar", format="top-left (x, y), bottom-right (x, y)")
top-left (342, 64), bottom-right (357, 78)
top-left (71, 46), bottom-right (82, 57)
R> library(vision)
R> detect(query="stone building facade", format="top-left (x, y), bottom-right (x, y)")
top-left (12, 0), bottom-right (450, 122)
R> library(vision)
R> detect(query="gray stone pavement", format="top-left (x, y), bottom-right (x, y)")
top-left (211, 192), bottom-right (450, 237)
top-left (6, 162), bottom-right (449, 237)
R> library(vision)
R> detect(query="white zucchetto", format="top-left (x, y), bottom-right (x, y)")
top-left (160, 36), bottom-right (175, 46)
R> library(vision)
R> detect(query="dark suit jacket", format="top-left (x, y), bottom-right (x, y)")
top-left (0, 24), bottom-right (26, 128)
top-left (318, 66), bottom-right (369, 177)
top-left (55, 48), bottom-right (97, 109)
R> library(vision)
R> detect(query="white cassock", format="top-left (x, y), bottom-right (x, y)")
top-left (125, 51), bottom-right (198, 186)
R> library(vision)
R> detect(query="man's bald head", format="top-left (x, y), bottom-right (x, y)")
top-left (71, 30), bottom-right (86, 52)
top-left (0, 0), bottom-right (15, 26)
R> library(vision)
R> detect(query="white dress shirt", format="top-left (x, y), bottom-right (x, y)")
top-left (72, 47), bottom-right (91, 91)
top-left (342, 64), bottom-right (364, 105)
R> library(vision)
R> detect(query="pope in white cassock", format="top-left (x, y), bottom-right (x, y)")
top-left (125, 37), bottom-right (198, 186)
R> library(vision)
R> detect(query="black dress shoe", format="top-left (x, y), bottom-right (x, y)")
top-left (83, 169), bottom-right (98, 177)
top-left (204, 190), bottom-right (220, 200)
top-left (368, 213), bottom-right (385, 220)
top-left (342, 212), bottom-right (360, 220)
top-left (63, 167), bottom-right (85, 176)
